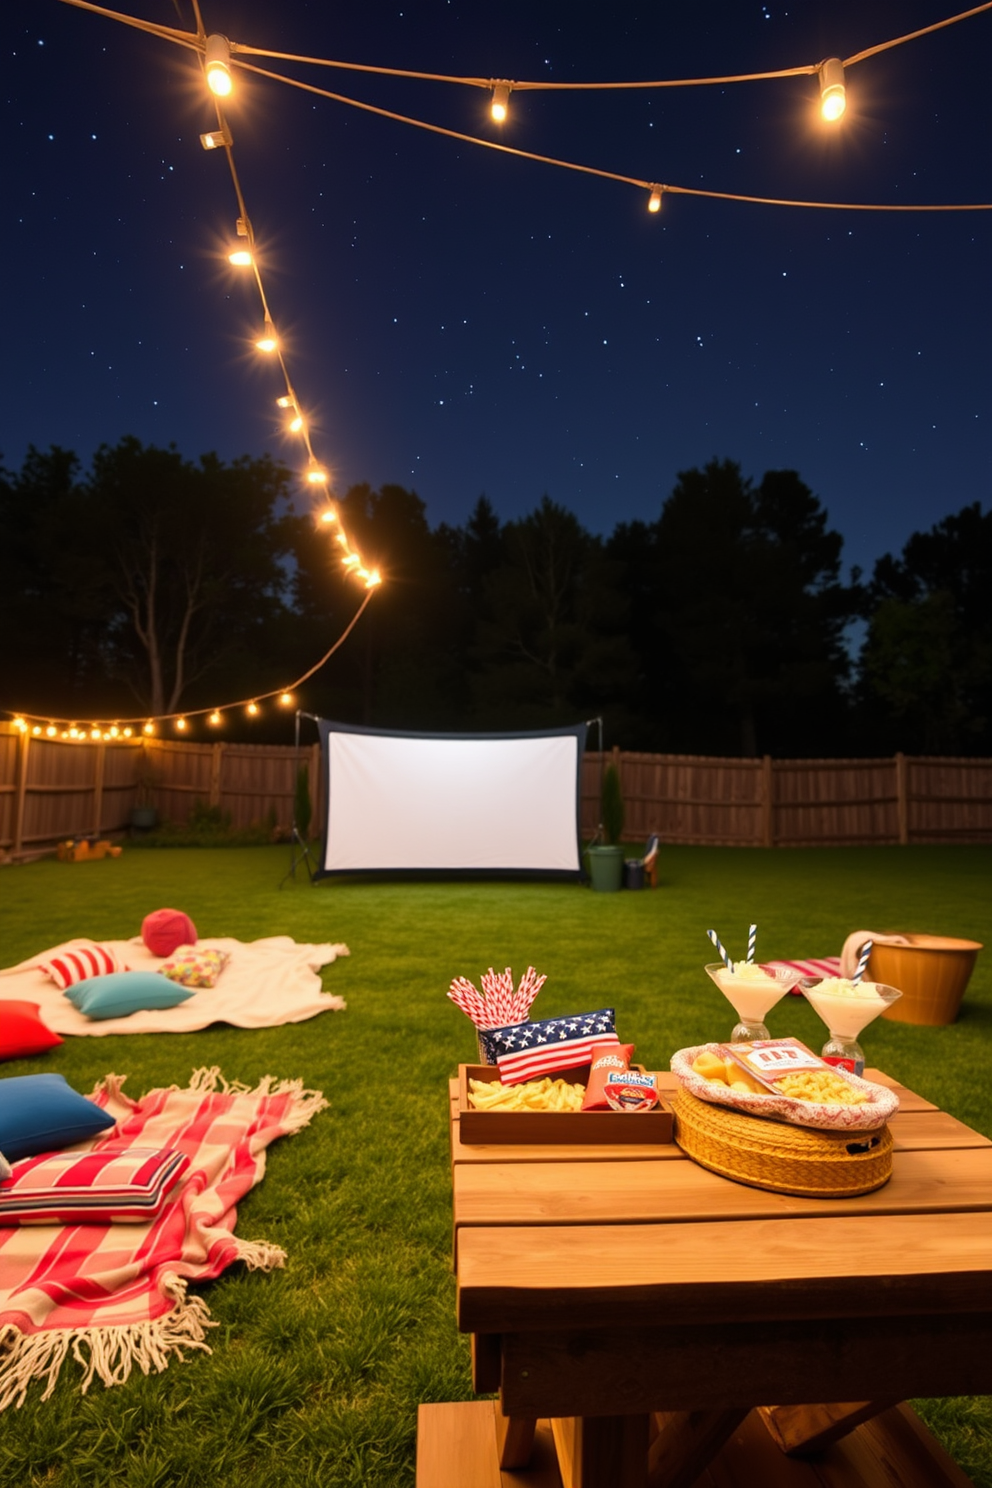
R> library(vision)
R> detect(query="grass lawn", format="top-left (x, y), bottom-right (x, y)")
top-left (0, 843), bottom-right (989, 1487)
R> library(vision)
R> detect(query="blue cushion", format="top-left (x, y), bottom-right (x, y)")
top-left (65, 970), bottom-right (195, 1021)
top-left (0, 1073), bottom-right (116, 1161)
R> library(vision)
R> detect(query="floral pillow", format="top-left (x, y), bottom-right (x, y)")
top-left (158, 948), bottom-right (230, 989)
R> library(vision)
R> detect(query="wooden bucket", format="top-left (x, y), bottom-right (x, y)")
top-left (870, 934), bottom-right (982, 1026)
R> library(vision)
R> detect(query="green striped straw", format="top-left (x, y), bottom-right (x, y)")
top-left (707, 929), bottom-right (733, 971)
top-left (853, 939), bottom-right (873, 983)
top-left (746, 923), bottom-right (757, 964)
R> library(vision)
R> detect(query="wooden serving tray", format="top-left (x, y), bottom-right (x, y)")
top-left (458, 1064), bottom-right (674, 1146)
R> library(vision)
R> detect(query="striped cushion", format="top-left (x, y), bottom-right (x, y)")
top-left (0, 1145), bottom-right (190, 1225)
top-left (38, 943), bottom-right (121, 990)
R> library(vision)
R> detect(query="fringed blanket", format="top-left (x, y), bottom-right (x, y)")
top-left (0, 936), bottom-right (348, 1035)
top-left (0, 1068), bottom-right (327, 1408)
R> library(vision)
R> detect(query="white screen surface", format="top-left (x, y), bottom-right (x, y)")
top-left (320, 728), bottom-right (582, 874)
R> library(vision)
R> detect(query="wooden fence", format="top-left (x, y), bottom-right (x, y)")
top-left (1, 724), bottom-right (990, 858)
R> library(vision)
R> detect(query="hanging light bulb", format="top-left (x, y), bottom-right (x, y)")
top-left (247, 701), bottom-right (259, 716)
top-left (175, 717), bottom-right (187, 732)
top-left (276, 394), bottom-right (294, 408)
top-left (90, 727), bottom-right (101, 740)
top-left (366, 569), bottom-right (382, 589)
top-left (228, 217), bottom-right (253, 267)
top-left (46, 725), bottom-right (57, 738)
top-left (32, 725), bottom-right (42, 736)
top-left (123, 727), bottom-right (133, 738)
top-left (490, 83), bottom-right (510, 123)
top-left (279, 692), bottom-right (294, 707)
top-left (143, 722), bottom-right (155, 735)
top-left (255, 320), bottom-right (278, 354)
top-left (289, 413), bottom-right (304, 433)
top-left (205, 35), bottom-right (233, 98)
top-left (818, 58), bottom-right (846, 122)
top-left (209, 710), bottom-right (222, 725)
top-left (648, 186), bottom-right (663, 214)
top-left (319, 508), bottom-right (337, 525)
top-left (306, 458), bottom-right (328, 485)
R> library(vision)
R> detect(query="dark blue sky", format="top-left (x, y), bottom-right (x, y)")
top-left (4, 0), bottom-right (990, 579)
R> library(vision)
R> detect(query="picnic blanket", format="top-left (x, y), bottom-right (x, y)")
top-left (0, 1067), bottom-right (327, 1408)
top-left (0, 936), bottom-right (348, 1035)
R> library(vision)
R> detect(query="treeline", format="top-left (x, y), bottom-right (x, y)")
top-left (1, 439), bottom-right (989, 757)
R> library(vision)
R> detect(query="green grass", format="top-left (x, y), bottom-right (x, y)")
top-left (0, 844), bottom-right (989, 1487)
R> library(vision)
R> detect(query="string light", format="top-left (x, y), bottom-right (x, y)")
top-left (818, 57), bottom-right (847, 121)
top-left (306, 459), bottom-right (328, 484)
top-left (279, 692), bottom-right (294, 706)
top-left (204, 34), bottom-right (233, 97)
top-left (648, 185), bottom-right (663, 213)
top-left (247, 701), bottom-right (259, 716)
top-left (209, 710), bottom-right (222, 724)
top-left (199, 127), bottom-right (231, 151)
top-left (175, 717), bottom-right (187, 731)
top-left (490, 83), bottom-right (510, 123)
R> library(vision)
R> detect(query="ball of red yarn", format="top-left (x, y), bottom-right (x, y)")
top-left (142, 908), bottom-right (198, 958)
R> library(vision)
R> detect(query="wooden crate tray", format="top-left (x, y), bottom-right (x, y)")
top-left (458, 1064), bottom-right (674, 1146)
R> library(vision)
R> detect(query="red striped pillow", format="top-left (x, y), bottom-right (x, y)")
top-left (0, 1145), bottom-right (190, 1225)
top-left (38, 943), bottom-right (121, 990)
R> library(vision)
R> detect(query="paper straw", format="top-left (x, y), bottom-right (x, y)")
top-left (706, 929), bottom-right (733, 972)
top-left (853, 939), bottom-right (873, 983)
top-left (746, 924), bottom-right (757, 964)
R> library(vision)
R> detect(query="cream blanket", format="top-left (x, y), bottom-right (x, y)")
top-left (0, 936), bottom-right (348, 1035)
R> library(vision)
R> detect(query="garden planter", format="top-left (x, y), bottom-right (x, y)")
top-left (586, 845), bottom-right (624, 892)
top-left (129, 806), bottom-right (159, 831)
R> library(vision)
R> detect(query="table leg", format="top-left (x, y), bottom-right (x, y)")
top-left (551, 1414), bottom-right (650, 1488)
top-left (758, 1400), bottom-right (900, 1456)
top-left (494, 1400), bottom-right (539, 1468)
top-left (645, 1408), bottom-right (750, 1488)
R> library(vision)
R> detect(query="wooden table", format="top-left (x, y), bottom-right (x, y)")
top-left (417, 1068), bottom-right (992, 1488)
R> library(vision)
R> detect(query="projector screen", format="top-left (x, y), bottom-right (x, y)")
top-left (314, 721), bottom-right (586, 878)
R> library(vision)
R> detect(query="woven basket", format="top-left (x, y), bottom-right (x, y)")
top-left (673, 1089), bottom-right (893, 1198)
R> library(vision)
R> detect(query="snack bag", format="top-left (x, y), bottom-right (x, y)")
top-left (603, 1070), bottom-right (659, 1112)
top-left (581, 1044), bottom-right (635, 1110)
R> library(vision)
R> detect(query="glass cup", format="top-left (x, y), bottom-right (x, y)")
top-left (704, 961), bottom-right (798, 1043)
top-left (800, 978), bottom-right (903, 1076)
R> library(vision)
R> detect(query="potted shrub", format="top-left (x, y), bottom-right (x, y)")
top-left (586, 761), bottom-right (625, 891)
top-left (129, 748), bottom-right (162, 832)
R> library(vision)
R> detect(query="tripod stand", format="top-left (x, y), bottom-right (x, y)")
top-left (279, 710), bottom-right (319, 888)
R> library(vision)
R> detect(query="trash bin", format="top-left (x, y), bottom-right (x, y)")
top-left (586, 845), bottom-right (624, 892)
top-left (623, 859), bottom-right (645, 890)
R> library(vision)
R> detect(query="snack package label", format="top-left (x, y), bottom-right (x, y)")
top-left (604, 1071), bottom-right (659, 1112)
top-left (722, 1037), bottom-right (826, 1092)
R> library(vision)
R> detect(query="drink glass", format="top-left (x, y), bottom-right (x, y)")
top-left (704, 962), bottom-right (798, 1043)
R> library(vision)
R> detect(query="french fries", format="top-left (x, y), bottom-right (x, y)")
top-left (776, 1070), bottom-right (868, 1105)
top-left (468, 1077), bottom-right (586, 1112)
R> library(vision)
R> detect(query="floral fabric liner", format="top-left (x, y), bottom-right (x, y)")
top-left (158, 949), bottom-right (231, 989)
top-left (670, 1044), bottom-right (899, 1131)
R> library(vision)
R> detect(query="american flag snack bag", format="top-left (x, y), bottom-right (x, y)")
top-left (604, 1071), bottom-right (659, 1112)
top-left (478, 1009), bottom-right (620, 1085)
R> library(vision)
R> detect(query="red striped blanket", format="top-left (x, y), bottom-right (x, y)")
top-left (0, 1068), bottom-right (327, 1409)
top-left (765, 956), bottom-right (842, 991)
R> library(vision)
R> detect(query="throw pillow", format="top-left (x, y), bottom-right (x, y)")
top-left (0, 1001), bottom-right (64, 1061)
top-left (0, 1073), bottom-right (117, 1162)
top-left (65, 971), bottom-right (195, 1021)
top-left (141, 908), bottom-right (198, 958)
top-left (159, 948), bottom-right (230, 989)
top-left (38, 942), bottom-right (120, 990)
top-left (0, 1144), bottom-right (191, 1225)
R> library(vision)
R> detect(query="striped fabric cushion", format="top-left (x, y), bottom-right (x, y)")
top-left (38, 943), bottom-right (121, 990)
top-left (0, 1145), bottom-right (190, 1225)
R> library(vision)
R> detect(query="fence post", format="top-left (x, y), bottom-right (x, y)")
top-left (309, 742), bottom-right (321, 839)
top-left (210, 742), bottom-right (225, 807)
top-left (13, 729), bottom-right (30, 856)
top-left (895, 752), bottom-right (909, 845)
top-left (761, 755), bottom-right (774, 848)
top-left (92, 742), bottom-right (106, 836)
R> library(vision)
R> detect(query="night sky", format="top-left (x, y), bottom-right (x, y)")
top-left (4, 0), bottom-right (990, 580)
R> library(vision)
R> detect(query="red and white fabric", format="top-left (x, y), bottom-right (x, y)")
top-left (0, 1067), bottom-right (327, 1408)
top-left (37, 942), bottom-right (121, 990)
top-left (0, 1147), bottom-right (190, 1226)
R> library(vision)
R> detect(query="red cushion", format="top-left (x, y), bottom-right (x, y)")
top-left (0, 1001), bottom-right (63, 1061)
top-left (0, 1144), bottom-right (190, 1224)
top-left (141, 909), bottom-right (198, 958)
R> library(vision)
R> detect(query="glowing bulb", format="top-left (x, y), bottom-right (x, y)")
top-left (13, 717), bottom-right (27, 731)
top-left (256, 320), bottom-right (278, 353)
top-left (32, 725), bottom-right (41, 735)
top-left (176, 717), bottom-right (187, 731)
top-left (366, 569), bottom-right (382, 589)
top-left (209, 710), bottom-right (222, 725)
top-left (46, 725), bottom-right (57, 737)
top-left (91, 727), bottom-right (101, 739)
top-left (229, 245), bottom-right (252, 267)
top-left (276, 394), bottom-right (293, 408)
top-left (123, 727), bottom-right (133, 737)
top-left (307, 460), bottom-right (328, 484)
top-left (279, 692), bottom-right (293, 707)
top-left (343, 553), bottom-right (361, 569)
top-left (818, 58), bottom-right (846, 122)
top-left (200, 128), bottom-right (231, 151)
top-left (289, 415), bottom-right (304, 433)
top-left (648, 186), bottom-right (663, 213)
top-left (247, 701), bottom-right (259, 716)
top-left (319, 508), bottom-right (336, 525)
top-left (491, 84), bottom-right (510, 123)
top-left (144, 722), bottom-right (155, 735)
top-left (205, 34), bottom-right (233, 97)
